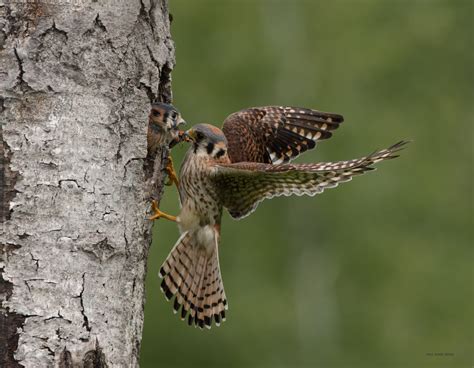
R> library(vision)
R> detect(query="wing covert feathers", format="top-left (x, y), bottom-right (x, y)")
top-left (222, 106), bottom-right (343, 164)
top-left (159, 231), bottom-right (227, 329)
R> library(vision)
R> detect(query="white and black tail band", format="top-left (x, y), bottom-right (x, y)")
top-left (159, 231), bottom-right (228, 329)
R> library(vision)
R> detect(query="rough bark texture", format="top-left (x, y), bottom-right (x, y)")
top-left (0, 0), bottom-right (174, 366)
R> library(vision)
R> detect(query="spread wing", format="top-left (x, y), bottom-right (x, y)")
top-left (211, 141), bottom-right (408, 219)
top-left (222, 106), bottom-right (343, 164)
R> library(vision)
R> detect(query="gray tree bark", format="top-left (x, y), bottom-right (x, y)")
top-left (0, 0), bottom-right (174, 366)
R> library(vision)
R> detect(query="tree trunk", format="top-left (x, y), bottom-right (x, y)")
top-left (0, 1), bottom-right (174, 366)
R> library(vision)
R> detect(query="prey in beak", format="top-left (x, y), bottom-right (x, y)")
top-left (183, 129), bottom-right (195, 143)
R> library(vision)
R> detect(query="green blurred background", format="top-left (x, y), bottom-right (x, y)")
top-left (141, 1), bottom-right (473, 367)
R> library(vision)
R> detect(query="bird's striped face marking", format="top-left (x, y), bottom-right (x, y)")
top-left (187, 124), bottom-right (228, 160)
top-left (149, 102), bottom-right (186, 132)
top-left (206, 141), bottom-right (227, 159)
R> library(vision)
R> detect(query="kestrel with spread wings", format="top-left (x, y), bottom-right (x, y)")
top-left (150, 105), bottom-right (408, 329)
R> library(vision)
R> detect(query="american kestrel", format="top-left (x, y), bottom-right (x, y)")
top-left (147, 102), bottom-right (186, 186)
top-left (151, 106), bottom-right (407, 329)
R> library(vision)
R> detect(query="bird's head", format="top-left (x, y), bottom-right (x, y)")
top-left (149, 102), bottom-right (186, 133)
top-left (185, 124), bottom-right (228, 159)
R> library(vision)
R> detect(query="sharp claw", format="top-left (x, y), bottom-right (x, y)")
top-left (149, 200), bottom-right (177, 222)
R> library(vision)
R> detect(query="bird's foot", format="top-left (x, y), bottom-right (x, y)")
top-left (164, 157), bottom-right (179, 187)
top-left (149, 200), bottom-right (177, 222)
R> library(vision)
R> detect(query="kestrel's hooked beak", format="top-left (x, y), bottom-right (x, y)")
top-left (183, 129), bottom-right (195, 142)
top-left (175, 116), bottom-right (186, 128)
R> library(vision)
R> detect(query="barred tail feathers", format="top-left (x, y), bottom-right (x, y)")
top-left (159, 229), bottom-right (227, 329)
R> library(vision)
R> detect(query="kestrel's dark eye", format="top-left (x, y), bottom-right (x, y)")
top-left (206, 142), bottom-right (215, 155)
top-left (153, 111), bottom-right (161, 117)
top-left (171, 112), bottom-right (177, 119)
top-left (215, 148), bottom-right (226, 158)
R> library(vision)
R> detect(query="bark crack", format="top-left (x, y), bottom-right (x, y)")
top-left (13, 47), bottom-right (32, 92)
top-left (148, 0), bottom-right (157, 37)
top-left (123, 228), bottom-right (131, 260)
top-left (42, 21), bottom-right (69, 42)
top-left (24, 280), bottom-right (31, 293)
top-left (78, 273), bottom-right (91, 332)
top-left (139, 0), bottom-right (149, 24)
top-left (123, 157), bottom-right (144, 182)
top-left (139, 82), bottom-right (156, 104)
top-left (82, 13), bottom-right (108, 37)
top-left (115, 131), bottom-right (124, 162)
top-left (146, 45), bottom-right (160, 70)
top-left (40, 345), bottom-right (54, 356)
top-left (93, 14), bottom-right (107, 33)
top-left (45, 310), bottom-right (71, 324)
top-left (29, 252), bottom-right (39, 272)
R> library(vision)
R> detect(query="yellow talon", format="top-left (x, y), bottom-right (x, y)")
top-left (149, 200), bottom-right (177, 222)
top-left (165, 157), bottom-right (179, 187)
